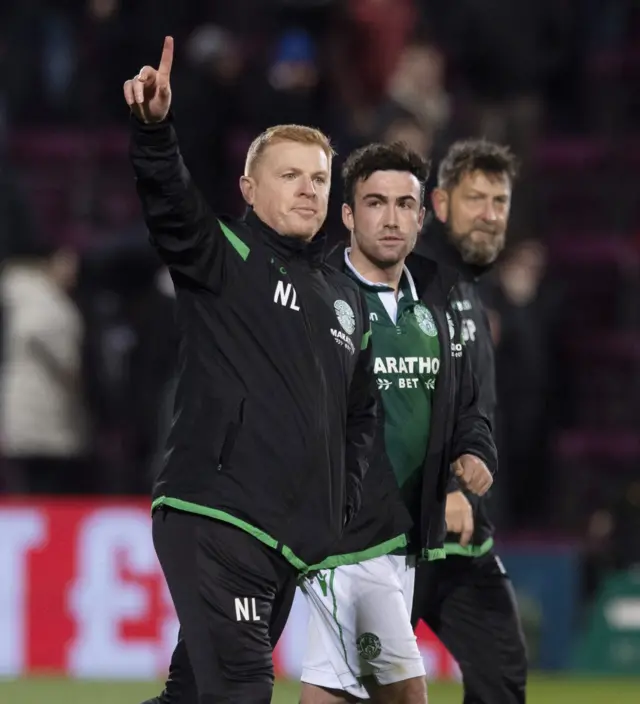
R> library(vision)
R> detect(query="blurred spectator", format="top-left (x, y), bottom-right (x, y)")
top-left (172, 24), bottom-right (247, 212)
top-left (344, 0), bottom-right (417, 106)
top-left (250, 28), bottom-right (323, 130)
top-left (384, 42), bottom-right (450, 142)
top-left (375, 41), bottom-right (451, 165)
top-left (328, 0), bottom-right (417, 140)
top-left (0, 244), bottom-right (89, 494)
top-left (78, 235), bottom-right (176, 493)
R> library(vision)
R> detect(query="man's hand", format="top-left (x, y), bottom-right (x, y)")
top-left (123, 36), bottom-right (174, 123)
top-left (446, 491), bottom-right (474, 546)
top-left (452, 454), bottom-right (493, 496)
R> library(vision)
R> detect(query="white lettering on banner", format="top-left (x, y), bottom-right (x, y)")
top-left (235, 597), bottom-right (261, 622)
top-left (67, 509), bottom-right (178, 679)
top-left (0, 510), bottom-right (46, 676)
top-left (274, 281), bottom-right (300, 311)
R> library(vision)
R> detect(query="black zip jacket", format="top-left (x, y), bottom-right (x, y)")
top-left (416, 214), bottom-right (497, 552)
top-left (312, 244), bottom-right (497, 567)
top-left (130, 115), bottom-right (377, 570)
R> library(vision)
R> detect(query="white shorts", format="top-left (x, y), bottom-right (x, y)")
top-left (300, 554), bottom-right (425, 699)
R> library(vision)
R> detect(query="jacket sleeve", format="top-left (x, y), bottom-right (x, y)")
top-left (344, 295), bottom-right (377, 519)
top-left (130, 113), bottom-right (231, 291)
top-left (448, 342), bottom-right (498, 493)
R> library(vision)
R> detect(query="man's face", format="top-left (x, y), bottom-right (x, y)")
top-left (242, 140), bottom-right (330, 240)
top-left (434, 170), bottom-right (511, 265)
top-left (343, 170), bottom-right (425, 268)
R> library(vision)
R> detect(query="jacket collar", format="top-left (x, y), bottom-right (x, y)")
top-left (243, 208), bottom-right (326, 266)
top-left (414, 213), bottom-right (493, 281)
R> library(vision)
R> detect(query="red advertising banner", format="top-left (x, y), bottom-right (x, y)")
top-left (0, 500), bottom-right (458, 680)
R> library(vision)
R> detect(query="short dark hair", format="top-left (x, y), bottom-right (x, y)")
top-left (437, 139), bottom-right (519, 190)
top-left (342, 142), bottom-right (430, 208)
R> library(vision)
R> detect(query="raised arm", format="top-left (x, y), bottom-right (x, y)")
top-left (124, 37), bottom-right (230, 290)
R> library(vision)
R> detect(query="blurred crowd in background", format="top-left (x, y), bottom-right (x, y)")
top-left (0, 0), bottom-right (639, 602)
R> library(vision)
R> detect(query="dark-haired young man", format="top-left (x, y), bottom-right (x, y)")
top-left (411, 139), bottom-right (528, 704)
top-left (299, 142), bottom-right (497, 704)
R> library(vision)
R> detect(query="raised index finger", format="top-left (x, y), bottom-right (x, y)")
top-left (158, 36), bottom-right (174, 79)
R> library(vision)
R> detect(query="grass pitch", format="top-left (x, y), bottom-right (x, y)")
top-left (1, 675), bottom-right (639, 703)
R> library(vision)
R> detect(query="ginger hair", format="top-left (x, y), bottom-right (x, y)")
top-left (244, 124), bottom-right (335, 176)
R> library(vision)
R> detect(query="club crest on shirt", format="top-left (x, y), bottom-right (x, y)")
top-left (334, 299), bottom-right (356, 335)
top-left (414, 304), bottom-right (438, 337)
top-left (357, 632), bottom-right (382, 660)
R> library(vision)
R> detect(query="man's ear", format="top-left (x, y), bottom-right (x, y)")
top-left (417, 205), bottom-right (426, 231)
top-left (431, 188), bottom-right (449, 224)
top-left (342, 203), bottom-right (354, 233)
top-left (240, 175), bottom-right (254, 205)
